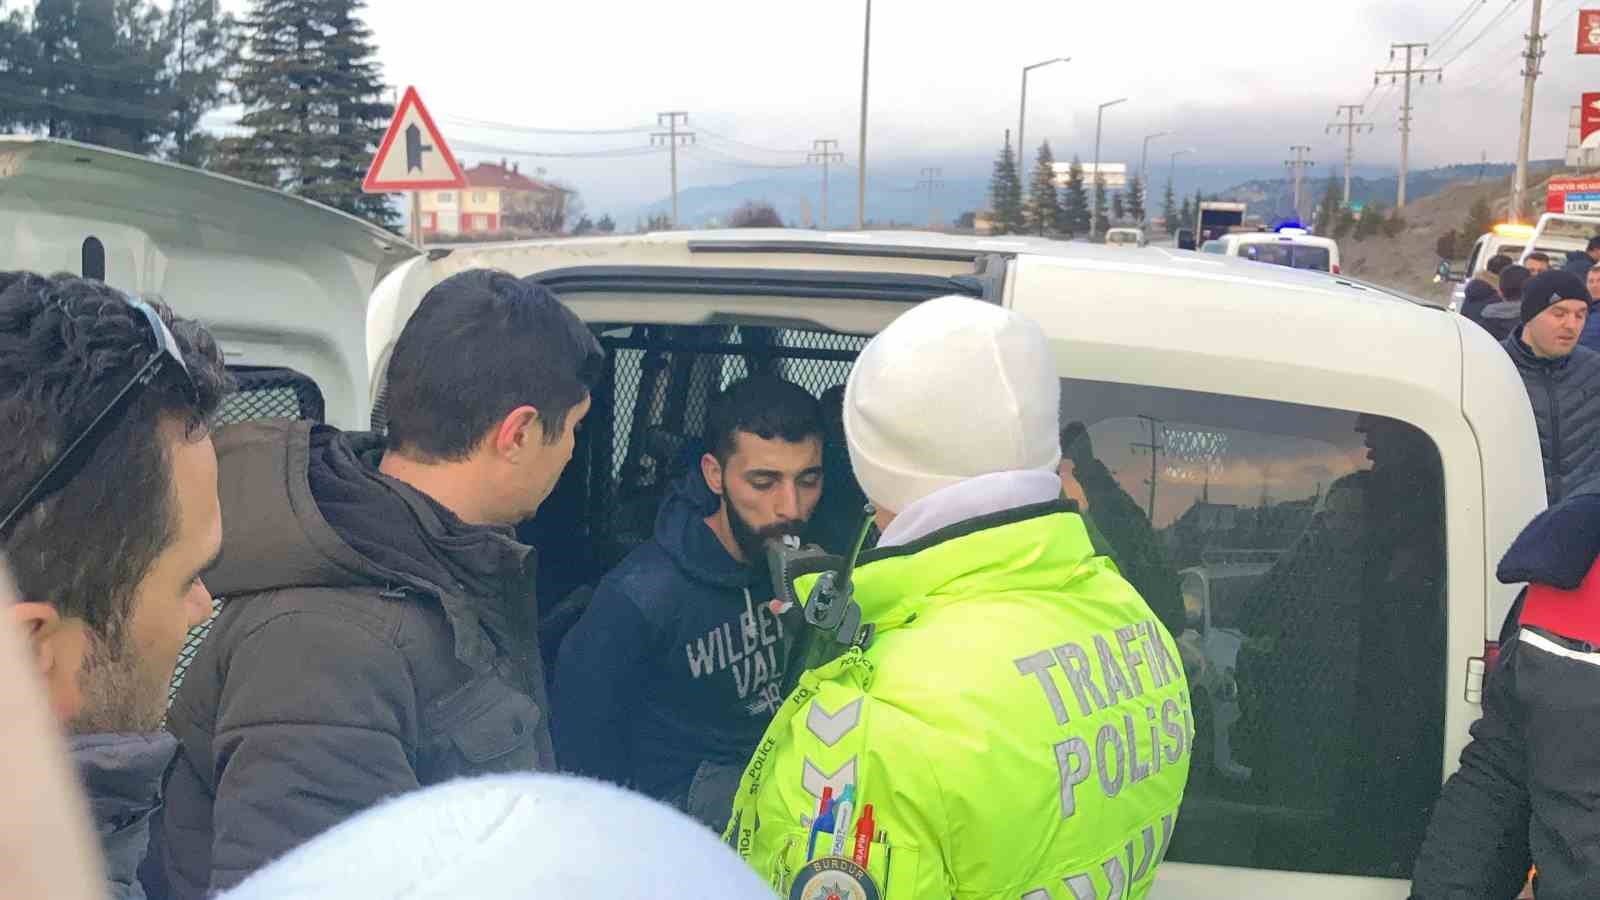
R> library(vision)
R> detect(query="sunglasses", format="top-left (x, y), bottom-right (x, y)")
top-left (0, 298), bottom-right (197, 538)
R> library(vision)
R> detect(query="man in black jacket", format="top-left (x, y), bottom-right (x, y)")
top-left (554, 376), bottom-right (824, 831)
top-left (160, 270), bottom-right (602, 896)
top-left (1502, 269), bottom-right (1600, 504)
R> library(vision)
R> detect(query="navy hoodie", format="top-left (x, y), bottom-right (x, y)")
top-left (553, 467), bottom-right (801, 803)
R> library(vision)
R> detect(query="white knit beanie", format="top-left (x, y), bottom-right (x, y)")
top-left (844, 295), bottom-right (1062, 514)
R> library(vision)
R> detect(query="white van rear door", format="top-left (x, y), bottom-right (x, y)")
top-left (0, 136), bottom-right (418, 429)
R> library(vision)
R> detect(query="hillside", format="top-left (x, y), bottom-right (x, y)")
top-left (1337, 175), bottom-right (1557, 301)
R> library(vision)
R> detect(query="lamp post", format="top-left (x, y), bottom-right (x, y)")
top-left (1017, 56), bottom-right (1070, 178)
top-left (1091, 97), bottom-right (1128, 240)
top-left (856, 0), bottom-right (872, 229)
top-left (1138, 131), bottom-right (1169, 230)
top-left (1168, 148), bottom-right (1194, 234)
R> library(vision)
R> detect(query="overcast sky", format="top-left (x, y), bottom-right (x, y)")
top-left (216, 0), bottom-right (1598, 215)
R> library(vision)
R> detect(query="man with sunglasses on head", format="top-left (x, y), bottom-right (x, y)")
top-left (159, 269), bottom-right (603, 897)
top-left (0, 271), bottom-right (232, 899)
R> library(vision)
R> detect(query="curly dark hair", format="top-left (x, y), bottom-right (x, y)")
top-left (0, 272), bottom-right (233, 649)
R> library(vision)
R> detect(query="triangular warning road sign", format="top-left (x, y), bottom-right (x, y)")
top-left (363, 86), bottom-right (467, 192)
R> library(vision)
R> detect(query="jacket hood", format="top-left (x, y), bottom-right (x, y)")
top-left (824, 500), bottom-right (1085, 631)
top-left (652, 466), bottom-right (753, 589)
top-left (1464, 277), bottom-right (1500, 305)
top-left (207, 419), bottom-right (533, 673)
top-left (1481, 300), bottom-right (1522, 322)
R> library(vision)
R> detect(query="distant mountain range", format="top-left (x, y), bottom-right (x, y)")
top-left (625, 159), bottom-right (1571, 230)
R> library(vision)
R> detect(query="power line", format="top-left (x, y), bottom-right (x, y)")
top-left (1375, 42), bottom-right (1442, 207)
top-left (687, 144), bottom-right (812, 169)
top-left (437, 114), bottom-right (654, 136)
top-left (695, 126), bottom-right (809, 156)
top-left (452, 140), bottom-right (662, 159)
top-left (1437, 0), bottom-right (1528, 70)
top-left (1432, 0), bottom-right (1490, 55)
top-left (808, 139), bottom-right (844, 228)
top-left (652, 111), bottom-right (694, 228)
top-left (917, 166), bottom-right (944, 228)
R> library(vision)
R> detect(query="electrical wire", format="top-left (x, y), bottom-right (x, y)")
top-left (1432, 0), bottom-right (1491, 57)
top-left (451, 139), bottom-right (664, 159)
top-left (438, 114), bottom-right (654, 136)
top-left (694, 126), bottom-right (809, 156)
top-left (684, 144), bottom-right (813, 170)
top-left (1437, 0), bottom-right (1529, 70)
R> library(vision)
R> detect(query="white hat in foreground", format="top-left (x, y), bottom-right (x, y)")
top-left (220, 774), bottom-right (774, 899)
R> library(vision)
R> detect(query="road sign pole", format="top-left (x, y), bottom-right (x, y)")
top-left (411, 192), bottom-right (424, 247)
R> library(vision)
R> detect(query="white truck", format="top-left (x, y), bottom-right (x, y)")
top-left (1, 136), bottom-right (1548, 899)
top-left (1438, 216), bottom-right (1600, 310)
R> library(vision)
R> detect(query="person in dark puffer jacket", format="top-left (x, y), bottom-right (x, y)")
top-left (1501, 269), bottom-right (1600, 504)
top-left (1462, 253), bottom-right (1511, 331)
top-left (1478, 264), bottom-right (1530, 343)
top-left (1412, 482), bottom-right (1600, 900)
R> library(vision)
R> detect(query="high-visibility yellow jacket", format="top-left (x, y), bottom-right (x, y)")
top-left (725, 501), bottom-right (1193, 899)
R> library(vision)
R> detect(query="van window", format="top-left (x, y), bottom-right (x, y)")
top-left (1241, 242), bottom-right (1332, 271)
top-left (1058, 378), bottom-right (1446, 878)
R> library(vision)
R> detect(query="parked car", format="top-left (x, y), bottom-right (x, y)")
top-left (1105, 226), bottom-right (1146, 247)
top-left (3, 136), bottom-right (1545, 899)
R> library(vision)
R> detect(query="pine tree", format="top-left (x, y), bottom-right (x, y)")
top-left (596, 213), bottom-right (616, 234)
top-left (988, 135), bottom-right (1024, 235)
top-left (1178, 196), bottom-right (1194, 234)
top-left (1025, 140), bottom-right (1058, 236)
top-left (20, 0), bottom-right (175, 153)
top-left (1355, 203), bottom-right (1385, 241)
top-left (1092, 175), bottom-right (1108, 234)
top-left (1333, 206), bottom-right (1357, 239)
top-left (225, 0), bottom-right (397, 228)
top-left (0, 6), bottom-right (33, 130)
top-left (1314, 175), bottom-right (1340, 235)
top-left (1111, 191), bottom-right (1126, 223)
top-left (1126, 175), bottom-right (1145, 226)
top-left (1061, 155), bottom-right (1090, 236)
top-left (165, 0), bottom-right (235, 167)
top-left (1161, 180), bottom-right (1177, 234)
top-left (1462, 195), bottom-right (1494, 243)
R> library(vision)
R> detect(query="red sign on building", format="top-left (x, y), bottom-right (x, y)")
top-left (1580, 10), bottom-right (1600, 54)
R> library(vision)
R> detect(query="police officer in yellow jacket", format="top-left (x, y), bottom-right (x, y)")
top-left (725, 296), bottom-right (1193, 899)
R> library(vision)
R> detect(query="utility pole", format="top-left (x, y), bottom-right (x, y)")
top-left (918, 167), bottom-right (944, 228)
top-left (857, 0), bottom-right (872, 229)
top-left (807, 139), bottom-right (844, 229)
top-left (1132, 415), bottom-right (1164, 523)
top-left (1139, 131), bottom-right (1169, 230)
top-left (1284, 145), bottom-right (1315, 222)
top-left (1326, 104), bottom-right (1374, 206)
top-left (1375, 42), bottom-right (1442, 208)
top-left (651, 111), bottom-right (694, 228)
top-left (1512, 0), bottom-right (1546, 222)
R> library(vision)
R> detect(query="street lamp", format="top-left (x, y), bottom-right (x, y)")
top-left (1139, 131), bottom-right (1169, 230)
top-left (1091, 97), bottom-right (1128, 240)
top-left (857, 0), bottom-right (872, 230)
top-left (1017, 56), bottom-right (1070, 176)
top-left (1168, 147), bottom-right (1195, 234)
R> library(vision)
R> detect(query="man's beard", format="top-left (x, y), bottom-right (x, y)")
top-left (726, 500), bottom-right (804, 566)
top-left (67, 631), bottom-right (169, 735)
